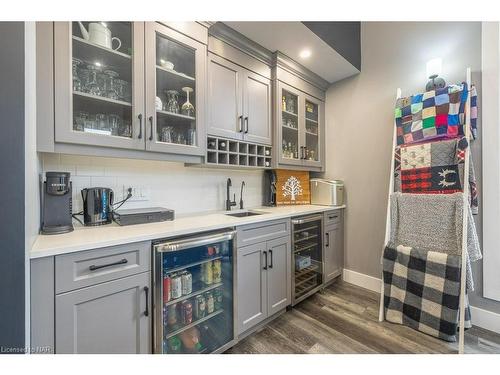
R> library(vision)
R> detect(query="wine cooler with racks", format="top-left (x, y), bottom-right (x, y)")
top-left (153, 230), bottom-right (236, 354)
top-left (291, 215), bottom-right (324, 305)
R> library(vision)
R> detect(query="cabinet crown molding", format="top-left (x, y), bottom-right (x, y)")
top-left (273, 51), bottom-right (330, 92)
top-left (208, 22), bottom-right (274, 66)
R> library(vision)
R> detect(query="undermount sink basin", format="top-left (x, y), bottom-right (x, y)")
top-left (225, 211), bottom-right (265, 218)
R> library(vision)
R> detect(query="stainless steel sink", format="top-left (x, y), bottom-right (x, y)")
top-left (225, 211), bottom-right (265, 218)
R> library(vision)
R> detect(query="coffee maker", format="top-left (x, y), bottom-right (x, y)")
top-left (41, 172), bottom-right (74, 235)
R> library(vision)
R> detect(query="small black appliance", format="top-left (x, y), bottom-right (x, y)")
top-left (263, 170), bottom-right (277, 206)
top-left (41, 171), bottom-right (74, 235)
top-left (81, 187), bottom-right (114, 226)
top-left (113, 207), bottom-right (175, 226)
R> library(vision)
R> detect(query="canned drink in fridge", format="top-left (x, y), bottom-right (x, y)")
top-left (194, 294), bottom-right (206, 319)
top-left (212, 259), bottom-right (222, 283)
top-left (163, 275), bottom-right (171, 302)
top-left (181, 271), bottom-right (192, 295)
top-left (206, 246), bottom-right (215, 257)
top-left (167, 303), bottom-right (178, 327)
top-left (214, 288), bottom-right (223, 310)
top-left (171, 273), bottom-right (182, 299)
top-left (181, 300), bottom-right (193, 325)
top-left (205, 291), bottom-right (214, 314)
top-left (204, 261), bottom-right (213, 285)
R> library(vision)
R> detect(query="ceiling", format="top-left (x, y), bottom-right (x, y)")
top-left (224, 22), bottom-right (360, 83)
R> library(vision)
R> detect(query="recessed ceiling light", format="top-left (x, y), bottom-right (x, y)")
top-left (299, 49), bottom-right (311, 59)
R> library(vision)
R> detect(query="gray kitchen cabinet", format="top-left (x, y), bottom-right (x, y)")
top-left (145, 22), bottom-right (206, 156)
top-left (207, 53), bottom-right (271, 145)
top-left (236, 242), bottom-right (268, 334)
top-left (275, 80), bottom-right (325, 171)
top-left (236, 234), bottom-right (291, 336)
top-left (207, 53), bottom-right (243, 140)
top-left (55, 271), bottom-right (151, 354)
top-left (323, 211), bottom-right (344, 283)
top-left (266, 237), bottom-right (291, 316)
top-left (54, 22), bottom-right (146, 150)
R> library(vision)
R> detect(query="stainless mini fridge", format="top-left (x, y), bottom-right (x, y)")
top-left (153, 230), bottom-right (236, 354)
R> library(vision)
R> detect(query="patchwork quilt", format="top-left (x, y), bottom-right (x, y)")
top-left (394, 83), bottom-right (476, 146)
top-left (383, 245), bottom-right (471, 342)
top-left (393, 137), bottom-right (479, 214)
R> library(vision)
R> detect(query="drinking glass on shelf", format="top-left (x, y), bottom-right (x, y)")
top-left (187, 128), bottom-right (196, 146)
top-left (86, 64), bottom-right (102, 96)
top-left (73, 110), bottom-right (89, 132)
top-left (164, 90), bottom-right (180, 114)
top-left (119, 119), bottom-right (132, 137)
top-left (78, 66), bottom-right (90, 93)
top-left (161, 126), bottom-right (174, 143)
top-left (115, 79), bottom-right (129, 102)
top-left (72, 58), bottom-right (83, 92)
top-left (176, 133), bottom-right (186, 145)
top-left (95, 113), bottom-right (108, 132)
top-left (286, 96), bottom-right (295, 113)
top-left (181, 87), bottom-right (195, 117)
top-left (108, 114), bottom-right (121, 136)
top-left (104, 70), bottom-right (120, 100)
top-left (84, 114), bottom-right (96, 131)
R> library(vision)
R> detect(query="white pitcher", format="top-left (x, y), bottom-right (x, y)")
top-left (78, 22), bottom-right (122, 51)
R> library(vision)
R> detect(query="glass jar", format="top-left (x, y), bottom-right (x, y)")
top-left (86, 64), bottom-right (102, 96)
top-left (104, 70), bottom-right (120, 100)
top-left (72, 58), bottom-right (83, 92)
top-left (108, 114), bottom-right (121, 136)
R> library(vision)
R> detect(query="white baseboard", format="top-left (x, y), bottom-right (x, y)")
top-left (342, 268), bottom-right (500, 334)
top-left (470, 306), bottom-right (500, 334)
top-left (342, 268), bottom-right (382, 293)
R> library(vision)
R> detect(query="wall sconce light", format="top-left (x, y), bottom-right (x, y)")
top-left (426, 58), bottom-right (446, 91)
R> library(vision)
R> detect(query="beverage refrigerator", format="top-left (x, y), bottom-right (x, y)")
top-left (291, 214), bottom-right (324, 305)
top-left (153, 229), bottom-right (236, 354)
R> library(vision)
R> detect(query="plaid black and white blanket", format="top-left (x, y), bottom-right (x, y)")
top-left (383, 245), bottom-right (471, 342)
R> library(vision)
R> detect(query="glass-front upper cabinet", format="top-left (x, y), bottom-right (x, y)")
top-left (278, 83), bottom-right (303, 166)
top-left (54, 22), bottom-right (145, 150)
top-left (276, 82), bottom-right (324, 169)
top-left (303, 96), bottom-right (322, 168)
top-left (145, 22), bottom-right (206, 156)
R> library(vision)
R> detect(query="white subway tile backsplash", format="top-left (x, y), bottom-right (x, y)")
top-left (42, 153), bottom-right (265, 215)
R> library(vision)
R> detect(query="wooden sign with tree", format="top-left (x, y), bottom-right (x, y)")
top-left (275, 169), bottom-right (311, 205)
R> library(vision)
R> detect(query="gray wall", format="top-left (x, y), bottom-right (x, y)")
top-left (324, 22), bottom-right (500, 314)
top-left (0, 21), bottom-right (26, 352)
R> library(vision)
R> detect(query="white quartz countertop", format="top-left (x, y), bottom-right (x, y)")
top-left (31, 204), bottom-right (345, 259)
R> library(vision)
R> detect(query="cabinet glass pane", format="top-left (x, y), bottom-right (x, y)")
top-left (305, 100), bottom-right (319, 162)
top-left (281, 89), bottom-right (299, 160)
top-left (155, 32), bottom-right (197, 146)
top-left (293, 218), bottom-right (323, 300)
top-left (160, 239), bottom-right (233, 354)
top-left (71, 22), bottom-right (133, 138)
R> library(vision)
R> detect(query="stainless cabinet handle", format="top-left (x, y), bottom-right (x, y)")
top-left (137, 114), bottom-right (143, 139)
top-left (89, 258), bottom-right (128, 271)
top-left (326, 233), bottom-right (330, 247)
top-left (268, 249), bottom-right (273, 269)
top-left (263, 250), bottom-right (268, 270)
top-left (144, 286), bottom-right (149, 317)
top-left (148, 116), bottom-right (153, 141)
top-left (244, 117), bottom-right (249, 133)
top-left (238, 115), bottom-right (243, 132)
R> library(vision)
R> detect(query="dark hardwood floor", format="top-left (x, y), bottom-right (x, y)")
top-left (226, 280), bottom-right (500, 354)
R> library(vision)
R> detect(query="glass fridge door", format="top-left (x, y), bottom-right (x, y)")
top-left (292, 216), bottom-right (323, 303)
top-left (154, 231), bottom-right (235, 354)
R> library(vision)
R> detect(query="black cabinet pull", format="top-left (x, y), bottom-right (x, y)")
top-left (148, 116), bottom-right (153, 141)
top-left (89, 258), bottom-right (128, 271)
top-left (263, 250), bottom-right (268, 270)
top-left (269, 249), bottom-right (273, 269)
top-left (244, 117), bottom-right (249, 133)
top-left (326, 232), bottom-right (330, 247)
top-left (300, 146), bottom-right (305, 160)
top-left (238, 115), bottom-right (243, 132)
top-left (144, 286), bottom-right (149, 317)
top-left (137, 114), bottom-right (143, 139)
top-left (328, 215), bottom-right (338, 220)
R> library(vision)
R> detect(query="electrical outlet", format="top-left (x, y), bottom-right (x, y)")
top-left (123, 185), bottom-right (150, 202)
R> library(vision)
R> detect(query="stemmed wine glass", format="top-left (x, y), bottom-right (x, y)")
top-left (181, 87), bottom-right (195, 117)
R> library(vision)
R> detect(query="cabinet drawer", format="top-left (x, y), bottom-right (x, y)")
top-left (237, 219), bottom-right (290, 248)
top-left (55, 241), bottom-right (151, 294)
top-left (324, 210), bottom-right (342, 227)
